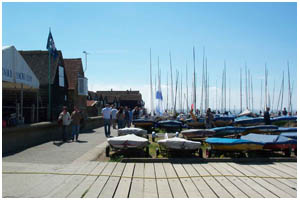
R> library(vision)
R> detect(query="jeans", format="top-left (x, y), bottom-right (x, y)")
top-left (72, 125), bottom-right (80, 140)
top-left (104, 119), bottom-right (111, 137)
top-left (62, 125), bottom-right (68, 141)
top-left (118, 120), bottom-right (124, 129)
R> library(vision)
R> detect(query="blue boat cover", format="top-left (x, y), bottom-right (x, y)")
top-left (133, 119), bottom-right (155, 123)
top-left (241, 134), bottom-right (296, 144)
top-left (271, 116), bottom-right (297, 122)
top-left (278, 127), bottom-right (297, 132)
top-left (245, 125), bottom-right (278, 130)
top-left (211, 126), bottom-right (246, 133)
top-left (280, 132), bottom-right (297, 139)
top-left (234, 117), bottom-right (264, 124)
top-left (158, 120), bottom-right (182, 125)
top-left (205, 137), bottom-right (264, 145)
top-left (186, 118), bottom-right (205, 123)
top-left (214, 116), bottom-right (235, 121)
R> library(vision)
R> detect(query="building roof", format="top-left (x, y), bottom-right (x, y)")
top-left (64, 58), bottom-right (84, 90)
top-left (19, 50), bottom-right (64, 86)
top-left (96, 90), bottom-right (142, 103)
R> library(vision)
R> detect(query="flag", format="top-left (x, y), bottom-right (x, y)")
top-left (46, 31), bottom-right (58, 58)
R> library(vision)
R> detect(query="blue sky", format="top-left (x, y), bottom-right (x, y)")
top-left (2, 2), bottom-right (297, 113)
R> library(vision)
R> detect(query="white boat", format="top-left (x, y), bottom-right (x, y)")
top-left (107, 134), bottom-right (149, 149)
top-left (118, 128), bottom-right (148, 138)
top-left (158, 137), bottom-right (201, 150)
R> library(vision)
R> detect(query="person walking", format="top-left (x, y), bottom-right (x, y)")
top-left (116, 106), bottom-right (125, 129)
top-left (128, 108), bottom-right (133, 127)
top-left (111, 105), bottom-right (118, 129)
top-left (124, 106), bottom-right (130, 128)
top-left (102, 104), bottom-right (112, 137)
top-left (264, 107), bottom-right (271, 125)
top-left (71, 106), bottom-right (82, 142)
top-left (205, 108), bottom-right (215, 129)
top-left (282, 107), bottom-right (288, 116)
top-left (58, 106), bottom-right (71, 142)
top-left (132, 106), bottom-right (139, 120)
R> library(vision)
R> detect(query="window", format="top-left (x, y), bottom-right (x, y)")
top-left (78, 77), bottom-right (88, 96)
top-left (59, 66), bottom-right (64, 87)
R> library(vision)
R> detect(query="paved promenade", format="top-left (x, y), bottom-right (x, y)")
top-left (3, 126), bottom-right (117, 164)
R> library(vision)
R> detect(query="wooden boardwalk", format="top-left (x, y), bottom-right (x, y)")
top-left (2, 161), bottom-right (297, 198)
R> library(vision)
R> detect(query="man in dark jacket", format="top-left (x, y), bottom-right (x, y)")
top-left (264, 107), bottom-right (271, 125)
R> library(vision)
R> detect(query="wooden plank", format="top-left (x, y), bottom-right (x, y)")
top-left (144, 163), bottom-right (155, 178)
top-left (279, 162), bottom-right (297, 169)
top-left (259, 163), bottom-right (295, 178)
top-left (98, 176), bottom-right (120, 198)
top-left (162, 163), bottom-right (177, 178)
top-left (238, 177), bottom-right (277, 198)
top-left (111, 162), bottom-right (126, 177)
top-left (100, 162), bottom-right (117, 176)
top-left (226, 176), bottom-right (261, 198)
top-left (190, 177), bottom-right (217, 198)
top-left (133, 163), bottom-right (144, 178)
top-left (114, 178), bottom-right (131, 198)
top-left (154, 163), bottom-right (166, 178)
top-left (182, 163), bottom-right (199, 177)
top-left (227, 162), bottom-right (256, 177)
top-left (237, 163), bottom-right (266, 177)
top-left (156, 179), bottom-right (173, 198)
top-left (168, 178), bottom-right (187, 198)
top-left (90, 162), bottom-right (108, 175)
top-left (270, 163), bottom-right (297, 178)
top-left (202, 176), bottom-right (232, 198)
top-left (252, 177), bottom-right (293, 198)
top-left (42, 162), bottom-right (95, 198)
top-left (277, 179), bottom-right (297, 190)
top-left (201, 163), bottom-right (221, 176)
top-left (219, 162), bottom-right (244, 176)
top-left (247, 164), bottom-right (280, 178)
top-left (129, 178), bottom-right (144, 198)
top-left (172, 163), bottom-right (189, 177)
top-left (192, 163), bottom-right (211, 176)
top-left (266, 178), bottom-right (297, 197)
top-left (180, 177), bottom-right (202, 198)
top-left (144, 179), bottom-right (158, 198)
top-left (122, 163), bottom-right (135, 178)
top-left (214, 176), bottom-right (247, 198)
top-left (67, 176), bottom-right (97, 198)
top-left (84, 176), bottom-right (109, 198)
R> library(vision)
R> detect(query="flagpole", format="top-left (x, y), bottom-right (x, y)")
top-left (48, 28), bottom-right (51, 121)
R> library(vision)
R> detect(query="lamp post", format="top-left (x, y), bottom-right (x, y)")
top-left (83, 51), bottom-right (89, 72)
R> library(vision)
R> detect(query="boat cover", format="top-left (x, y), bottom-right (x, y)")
top-left (158, 120), bottom-right (182, 127)
top-left (181, 129), bottom-right (216, 137)
top-left (186, 118), bottom-right (205, 123)
top-left (245, 125), bottom-right (278, 132)
top-left (158, 137), bottom-right (201, 150)
top-left (278, 127), bottom-right (297, 132)
top-left (132, 119), bottom-right (155, 124)
top-left (118, 128), bottom-right (147, 137)
top-left (238, 109), bottom-right (253, 117)
top-left (107, 134), bottom-right (149, 149)
top-left (234, 117), bottom-right (264, 125)
top-left (212, 126), bottom-right (246, 135)
top-left (280, 132), bottom-right (297, 140)
top-left (241, 134), bottom-right (297, 145)
top-left (214, 116), bottom-right (235, 121)
top-left (205, 137), bottom-right (264, 145)
top-left (271, 116), bottom-right (297, 122)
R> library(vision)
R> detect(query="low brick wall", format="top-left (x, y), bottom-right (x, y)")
top-left (2, 116), bottom-right (104, 155)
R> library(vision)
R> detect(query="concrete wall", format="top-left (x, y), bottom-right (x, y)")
top-left (2, 116), bottom-right (104, 155)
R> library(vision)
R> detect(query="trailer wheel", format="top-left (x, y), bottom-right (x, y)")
top-left (198, 149), bottom-right (203, 158)
top-left (105, 146), bottom-right (110, 157)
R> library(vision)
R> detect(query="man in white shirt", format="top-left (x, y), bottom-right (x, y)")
top-left (102, 104), bottom-right (112, 137)
top-left (111, 105), bottom-right (118, 129)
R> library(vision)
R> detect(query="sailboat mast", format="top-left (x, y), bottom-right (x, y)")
top-left (193, 46), bottom-right (196, 113)
top-left (245, 63), bottom-right (248, 109)
top-left (240, 68), bottom-right (242, 113)
top-left (224, 61), bottom-right (226, 112)
top-left (287, 61), bottom-right (291, 113)
top-left (166, 72), bottom-right (168, 111)
top-left (201, 47), bottom-right (205, 114)
top-left (169, 52), bottom-right (174, 113)
top-left (149, 48), bottom-right (154, 116)
top-left (186, 62), bottom-right (189, 113)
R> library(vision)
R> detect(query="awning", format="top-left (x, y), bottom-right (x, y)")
top-left (2, 45), bottom-right (40, 89)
